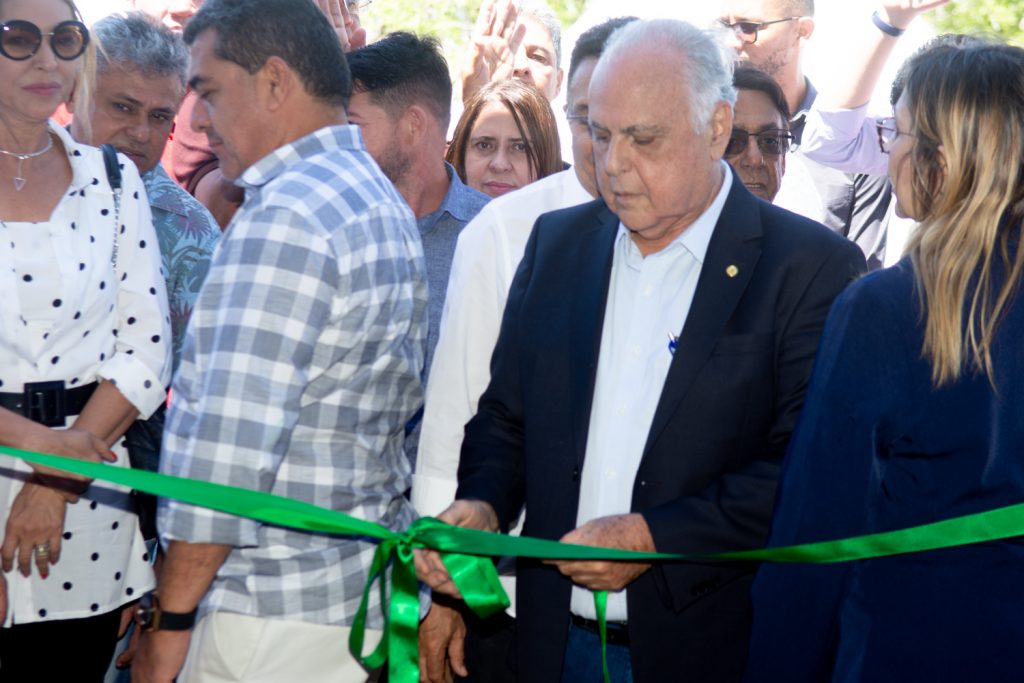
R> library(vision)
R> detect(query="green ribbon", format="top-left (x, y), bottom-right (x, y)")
top-left (7, 446), bottom-right (1024, 683)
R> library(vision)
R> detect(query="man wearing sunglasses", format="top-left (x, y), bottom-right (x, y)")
top-left (724, 65), bottom-right (792, 203)
top-left (719, 0), bottom-right (893, 270)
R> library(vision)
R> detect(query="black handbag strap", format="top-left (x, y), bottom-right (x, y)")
top-left (101, 143), bottom-right (122, 191)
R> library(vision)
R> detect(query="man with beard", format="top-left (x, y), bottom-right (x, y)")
top-left (346, 33), bottom-right (490, 463)
top-left (719, 0), bottom-right (893, 269)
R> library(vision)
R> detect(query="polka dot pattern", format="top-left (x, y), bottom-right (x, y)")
top-left (1, 126), bottom-right (162, 624)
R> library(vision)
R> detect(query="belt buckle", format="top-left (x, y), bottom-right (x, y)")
top-left (23, 381), bottom-right (67, 427)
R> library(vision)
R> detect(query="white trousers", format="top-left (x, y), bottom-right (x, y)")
top-left (179, 612), bottom-right (383, 683)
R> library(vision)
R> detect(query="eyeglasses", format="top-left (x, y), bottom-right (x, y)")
top-left (725, 128), bottom-right (793, 158)
top-left (0, 20), bottom-right (89, 61)
top-left (566, 114), bottom-right (589, 130)
top-left (717, 17), bottom-right (798, 45)
top-left (876, 116), bottom-right (915, 154)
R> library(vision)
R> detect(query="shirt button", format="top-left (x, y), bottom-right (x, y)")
top-left (643, 285), bottom-right (654, 297)
top-left (632, 345), bottom-right (642, 357)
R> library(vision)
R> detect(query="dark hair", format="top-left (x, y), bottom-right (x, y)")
top-left (445, 79), bottom-right (562, 185)
top-left (568, 16), bottom-right (638, 84)
top-left (890, 33), bottom-right (990, 106)
top-left (95, 12), bottom-right (188, 88)
top-left (733, 64), bottom-right (790, 122)
top-left (346, 32), bottom-right (452, 128)
top-left (183, 0), bottom-right (350, 107)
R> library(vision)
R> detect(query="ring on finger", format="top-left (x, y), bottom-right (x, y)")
top-left (33, 543), bottom-right (50, 559)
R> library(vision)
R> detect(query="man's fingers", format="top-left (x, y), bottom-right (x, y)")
top-left (475, 0), bottom-right (499, 36)
top-left (496, 0), bottom-right (519, 39)
top-left (448, 619), bottom-right (468, 677)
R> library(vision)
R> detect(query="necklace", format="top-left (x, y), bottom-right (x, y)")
top-left (0, 134), bottom-right (54, 192)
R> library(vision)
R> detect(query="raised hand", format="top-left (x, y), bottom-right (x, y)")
top-left (879, 0), bottom-right (952, 29)
top-left (314, 0), bottom-right (367, 53)
top-left (461, 0), bottom-right (526, 103)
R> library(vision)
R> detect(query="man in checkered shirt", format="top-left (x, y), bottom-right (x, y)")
top-left (133, 1), bottom-right (426, 681)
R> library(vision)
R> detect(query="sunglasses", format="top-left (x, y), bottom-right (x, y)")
top-left (717, 17), bottom-right (798, 45)
top-left (725, 129), bottom-right (794, 158)
top-left (0, 20), bottom-right (90, 62)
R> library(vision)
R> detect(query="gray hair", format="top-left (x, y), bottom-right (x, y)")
top-left (601, 18), bottom-right (736, 131)
top-left (94, 11), bottom-right (188, 90)
top-left (519, 2), bottom-right (562, 69)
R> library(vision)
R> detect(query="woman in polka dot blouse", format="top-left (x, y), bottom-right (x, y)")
top-left (0, 0), bottom-right (171, 679)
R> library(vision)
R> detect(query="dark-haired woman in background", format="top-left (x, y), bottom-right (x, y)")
top-left (446, 78), bottom-right (562, 199)
top-left (745, 43), bottom-right (1024, 682)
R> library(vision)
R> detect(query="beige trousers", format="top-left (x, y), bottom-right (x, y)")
top-left (179, 612), bottom-right (383, 683)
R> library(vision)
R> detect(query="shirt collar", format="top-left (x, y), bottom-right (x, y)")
top-left (50, 119), bottom-right (103, 191)
top-left (615, 160), bottom-right (733, 265)
top-left (142, 163), bottom-right (190, 217)
top-left (443, 162), bottom-right (488, 223)
top-left (238, 124), bottom-right (362, 191)
top-left (789, 77), bottom-right (818, 145)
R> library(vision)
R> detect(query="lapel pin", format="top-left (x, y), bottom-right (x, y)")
top-left (726, 265), bottom-right (739, 278)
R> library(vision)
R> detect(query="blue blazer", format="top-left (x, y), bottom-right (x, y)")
top-left (746, 257), bottom-right (1024, 682)
top-left (457, 178), bottom-right (866, 683)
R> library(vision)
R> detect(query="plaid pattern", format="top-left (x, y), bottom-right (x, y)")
top-left (159, 125), bottom-right (427, 627)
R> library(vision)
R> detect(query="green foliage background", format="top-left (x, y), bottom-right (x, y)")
top-left (362, 1), bottom-right (587, 81)
top-left (931, 0), bottom-right (1024, 46)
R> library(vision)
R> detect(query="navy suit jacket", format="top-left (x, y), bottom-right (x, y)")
top-left (456, 177), bottom-right (867, 682)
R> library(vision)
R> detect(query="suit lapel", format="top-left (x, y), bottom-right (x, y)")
top-left (643, 181), bottom-right (764, 455)
top-left (570, 202), bottom-right (619, 468)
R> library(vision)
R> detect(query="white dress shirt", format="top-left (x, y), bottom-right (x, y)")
top-left (570, 166), bottom-right (732, 622)
top-left (414, 169), bottom-right (592, 515)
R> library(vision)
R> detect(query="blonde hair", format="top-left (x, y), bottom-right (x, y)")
top-left (903, 45), bottom-right (1024, 386)
top-left (64, 0), bottom-right (95, 142)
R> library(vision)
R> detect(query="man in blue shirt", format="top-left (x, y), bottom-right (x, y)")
top-left (346, 33), bottom-right (490, 466)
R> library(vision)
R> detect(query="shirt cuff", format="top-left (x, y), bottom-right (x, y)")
top-left (98, 352), bottom-right (167, 418)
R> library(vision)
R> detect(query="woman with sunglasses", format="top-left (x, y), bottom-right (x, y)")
top-left (0, 0), bottom-right (170, 679)
top-left (745, 44), bottom-right (1024, 681)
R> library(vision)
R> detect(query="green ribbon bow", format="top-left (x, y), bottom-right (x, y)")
top-left (7, 446), bottom-right (1024, 683)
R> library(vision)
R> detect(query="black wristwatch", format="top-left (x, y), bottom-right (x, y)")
top-left (135, 592), bottom-right (198, 632)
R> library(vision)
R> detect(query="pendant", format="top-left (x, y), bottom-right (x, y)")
top-left (13, 176), bottom-right (25, 192)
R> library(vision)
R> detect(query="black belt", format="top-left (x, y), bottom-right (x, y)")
top-left (0, 381), bottom-right (98, 427)
top-left (570, 614), bottom-right (630, 646)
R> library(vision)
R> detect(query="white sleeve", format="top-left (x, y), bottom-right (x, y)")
top-left (800, 103), bottom-right (891, 177)
top-left (98, 156), bottom-right (172, 418)
top-left (413, 206), bottom-right (510, 515)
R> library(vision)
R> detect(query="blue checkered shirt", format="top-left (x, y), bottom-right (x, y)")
top-left (158, 125), bottom-right (427, 627)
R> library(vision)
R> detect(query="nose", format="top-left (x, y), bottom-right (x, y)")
top-left (601, 135), bottom-right (631, 177)
top-left (488, 147), bottom-right (513, 172)
top-left (30, 36), bottom-right (59, 70)
top-left (738, 135), bottom-right (765, 167)
top-left (125, 116), bottom-right (152, 143)
top-left (190, 97), bottom-right (211, 134)
top-left (512, 49), bottom-right (533, 84)
top-left (723, 28), bottom-right (745, 54)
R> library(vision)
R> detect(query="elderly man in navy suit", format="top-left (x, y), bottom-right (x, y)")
top-left (418, 18), bottom-right (865, 683)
